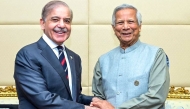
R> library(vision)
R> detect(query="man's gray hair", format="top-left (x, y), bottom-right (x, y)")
top-left (41, 0), bottom-right (73, 21)
top-left (112, 4), bottom-right (142, 26)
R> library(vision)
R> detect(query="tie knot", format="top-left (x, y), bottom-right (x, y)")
top-left (57, 45), bottom-right (63, 50)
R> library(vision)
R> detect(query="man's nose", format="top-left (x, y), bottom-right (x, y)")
top-left (58, 20), bottom-right (65, 27)
top-left (123, 22), bottom-right (130, 29)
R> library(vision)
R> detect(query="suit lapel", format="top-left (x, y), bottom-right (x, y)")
top-left (37, 38), bottom-right (72, 98)
top-left (66, 48), bottom-right (77, 101)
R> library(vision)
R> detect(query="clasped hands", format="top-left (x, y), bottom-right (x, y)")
top-left (85, 97), bottom-right (115, 109)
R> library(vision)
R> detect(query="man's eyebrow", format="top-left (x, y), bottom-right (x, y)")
top-left (51, 16), bottom-right (60, 19)
top-left (64, 18), bottom-right (71, 20)
top-left (128, 18), bottom-right (135, 20)
top-left (51, 16), bottom-right (71, 20)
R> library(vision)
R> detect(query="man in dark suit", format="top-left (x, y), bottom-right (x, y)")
top-left (14, 1), bottom-right (99, 109)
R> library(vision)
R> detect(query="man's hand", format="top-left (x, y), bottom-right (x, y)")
top-left (90, 100), bottom-right (114, 109)
top-left (85, 105), bottom-right (100, 109)
top-left (92, 97), bottom-right (102, 102)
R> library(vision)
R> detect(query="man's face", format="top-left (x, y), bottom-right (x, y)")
top-left (112, 8), bottom-right (141, 48)
top-left (40, 5), bottom-right (71, 45)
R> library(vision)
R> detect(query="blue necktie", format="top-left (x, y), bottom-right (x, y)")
top-left (57, 46), bottom-right (68, 79)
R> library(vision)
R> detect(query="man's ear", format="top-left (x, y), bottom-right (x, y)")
top-left (139, 25), bottom-right (142, 32)
top-left (111, 24), bottom-right (118, 36)
top-left (40, 19), bottom-right (45, 30)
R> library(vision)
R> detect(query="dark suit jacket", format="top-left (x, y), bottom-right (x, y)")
top-left (14, 37), bottom-right (92, 109)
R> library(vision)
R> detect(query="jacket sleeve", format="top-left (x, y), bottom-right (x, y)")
top-left (78, 94), bottom-right (94, 105)
top-left (77, 54), bottom-right (94, 105)
top-left (92, 61), bottom-right (106, 100)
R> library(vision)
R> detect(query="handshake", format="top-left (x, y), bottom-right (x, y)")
top-left (85, 97), bottom-right (115, 109)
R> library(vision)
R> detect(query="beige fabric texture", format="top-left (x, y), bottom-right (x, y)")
top-left (0, 0), bottom-right (190, 96)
